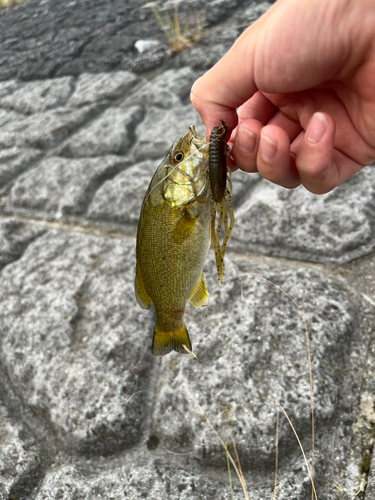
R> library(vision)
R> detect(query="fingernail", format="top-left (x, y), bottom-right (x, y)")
top-left (260, 132), bottom-right (277, 163)
top-left (306, 112), bottom-right (328, 143)
top-left (237, 127), bottom-right (256, 154)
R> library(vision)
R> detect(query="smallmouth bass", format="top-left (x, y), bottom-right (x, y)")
top-left (135, 125), bottom-right (211, 356)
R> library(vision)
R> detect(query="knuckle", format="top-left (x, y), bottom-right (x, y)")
top-left (298, 165), bottom-right (338, 194)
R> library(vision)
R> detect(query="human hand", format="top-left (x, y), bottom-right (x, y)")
top-left (191, 0), bottom-right (375, 194)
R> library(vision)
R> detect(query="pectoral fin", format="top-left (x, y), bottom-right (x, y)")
top-left (188, 273), bottom-right (209, 308)
top-left (135, 263), bottom-right (152, 309)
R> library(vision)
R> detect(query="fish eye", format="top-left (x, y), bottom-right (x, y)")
top-left (172, 151), bottom-right (184, 163)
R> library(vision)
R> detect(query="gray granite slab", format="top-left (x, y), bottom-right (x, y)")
top-left (230, 169), bottom-right (262, 208)
top-left (148, 254), bottom-right (369, 497)
top-left (87, 159), bottom-right (162, 226)
top-left (56, 106), bottom-right (144, 158)
top-left (0, 0), bottom-right (374, 497)
top-left (134, 105), bottom-right (204, 161)
top-left (0, 108), bottom-right (24, 127)
top-left (0, 397), bottom-right (41, 500)
top-left (0, 219), bottom-right (45, 270)
top-left (232, 167), bottom-right (375, 264)
top-left (367, 458), bottom-right (375, 499)
top-left (0, 147), bottom-right (42, 193)
top-left (122, 67), bottom-right (199, 109)
top-left (0, 105), bottom-right (98, 150)
top-left (353, 317), bottom-right (375, 500)
top-left (173, 43), bottom-right (232, 72)
top-left (33, 457), bottom-right (243, 500)
top-left (0, 229), bottom-right (370, 498)
top-left (0, 231), bottom-right (154, 455)
top-left (0, 79), bottom-right (21, 98)
top-left (67, 71), bottom-right (139, 108)
top-left (0, 77), bottom-right (73, 114)
top-left (7, 156), bottom-right (131, 219)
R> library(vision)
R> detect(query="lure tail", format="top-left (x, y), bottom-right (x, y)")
top-left (152, 322), bottom-right (192, 356)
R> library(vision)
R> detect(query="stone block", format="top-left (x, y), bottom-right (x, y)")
top-left (0, 108), bottom-right (23, 128)
top-left (87, 159), bottom-right (160, 226)
top-left (230, 169), bottom-right (261, 208)
top-left (56, 106), bottom-right (143, 158)
top-left (0, 397), bottom-right (41, 500)
top-left (0, 231), bottom-right (155, 455)
top-left (0, 79), bottom-right (20, 98)
top-left (7, 156), bottom-right (131, 218)
top-left (0, 147), bottom-right (42, 194)
top-left (232, 168), bottom-right (375, 263)
top-left (0, 106), bottom-right (98, 150)
top-left (0, 77), bottom-right (73, 114)
top-left (149, 254), bottom-right (369, 496)
top-left (122, 67), bottom-right (199, 109)
top-left (34, 459), bottom-right (243, 499)
top-left (0, 219), bottom-right (45, 270)
top-left (68, 71), bottom-right (138, 108)
top-left (134, 105), bottom-right (204, 161)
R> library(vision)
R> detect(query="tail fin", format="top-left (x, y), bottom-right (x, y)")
top-left (152, 322), bottom-right (192, 356)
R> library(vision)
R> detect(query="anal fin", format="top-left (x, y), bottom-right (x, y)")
top-left (188, 273), bottom-right (209, 308)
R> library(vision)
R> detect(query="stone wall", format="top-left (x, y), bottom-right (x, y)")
top-left (0, 1), bottom-right (374, 499)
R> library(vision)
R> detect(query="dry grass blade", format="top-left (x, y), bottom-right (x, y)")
top-left (242, 274), bottom-right (315, 499)
top-left (193, 395), bottom-right (317, 500)
top-left (333, 481), bottom-right (343, 494)
top-left (148, 4), bottom-right (205, 54)
top-left (230, 432), bottom-right (244, 485)
top-left (0, 0), bottom-right (29, 8)
top-left (354, 479), bottom-right (367, 497)
top-left (227, 433), bottom-right (246, 500)
top-left (333, 478), bottom-right (367, 498)
top-left (182, 344), bottom-right (198, 359)
top-left (194, 399), bottom-right (249, 500)
top-left (273, 405), bottom-right (280, 500)
top-left (121, 390), bottom-right (147, 410)
top-left (224, 433), bottom-right (234, 500)
top-left (274, 400), bottom-right (318, 500)
top-left (163, 447), bottom-right (194, 456)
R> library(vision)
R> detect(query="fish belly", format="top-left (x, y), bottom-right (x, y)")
top-left (136, 198), bottom-right (211, 354)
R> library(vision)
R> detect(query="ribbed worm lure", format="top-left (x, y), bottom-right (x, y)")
top-left (208, 121), bottom-right (234, 285)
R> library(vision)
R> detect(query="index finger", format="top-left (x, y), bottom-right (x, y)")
top-left (190, 11), bottom-right (269, 138)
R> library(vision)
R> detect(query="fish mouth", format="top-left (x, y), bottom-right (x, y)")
top-left (188, 124), bottom-right (209, 163)
top-left (188, 124), bottom-right (207, 146)
top-left (189, 124), bottom-right (200, 138)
